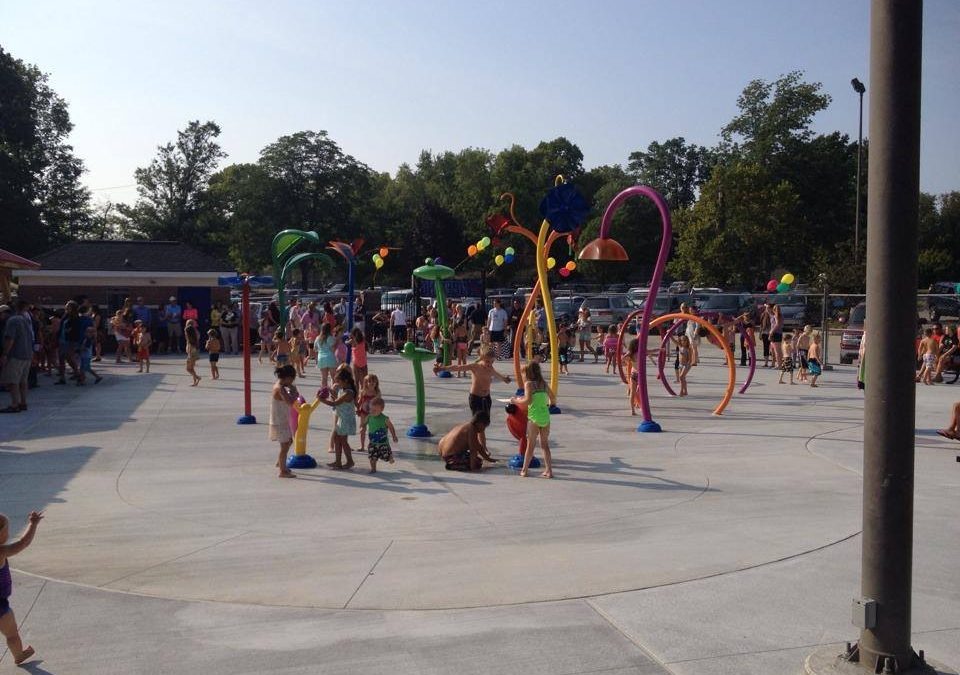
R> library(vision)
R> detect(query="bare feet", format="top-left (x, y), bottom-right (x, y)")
top-left (327, 461), bottom-right (343, 469)
top-left (278, 470), bottom-right (296, 478)
top-left (937, 429), bottom-right (958, 440)
top-left (540, 471), bottom-right (553, 478)
top-left (14, 646), bottom-right (35, 665)
top-left (518, 470), bottom-right (528, 477)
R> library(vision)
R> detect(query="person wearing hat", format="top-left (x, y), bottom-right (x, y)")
top-left (162, 296), bottom-right (182, 353)
top-left (1, 301), bottom-right (34, 413)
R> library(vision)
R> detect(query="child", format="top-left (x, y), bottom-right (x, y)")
top-left (314, 323), bottom-right (337, 389)
top-left (357, 374), bottom-right (381, 450)
top-left (185, 319), bottom-right (201, 386)
top-left (274, 329), bottom-right (291, 368)
top-left (347, 326), bottom-right (368, 384)
top-left (288, 328), bottom-right (306, 378)
top-left (135, 320), bottom-right (152, 373)
top-left (511, 361), bottom-right (556, 478)
top-left (558, 327), bottom-right (572, 375)
top-left (916, 327), bottom-right (940, 385)
top-left (362, 396), bottom-right (399, 473)
top-left (807, 332), bottom-right (823, 387)
top-left (434, 345), bottom-right (512, 450)
top-left (672, 334), bottom-right (692, 396)
top-left (622, 337), bottom-right (640, 415)
top-left (602, 324), bottom-right (620, 373)
top-left (334, 324), bottom-right (348, 365)
top-left (258, 316), bottom-right (272, 364)
top-left (304, 323), bottom-right (319, 365)
top-left (0, 511), bottom-right (43, 665)
top-left (453, 319), bottom-right (469, 376)
top-left (320, 366), bottom-right (357, 469)
top-left (795, 325), bottom-right (812, 383)
top-left (205, 329), bottom-right (222, 380)
top-left (778, 334), bottom-right (795, 384)
top-left (78, 326), bottom-right (102, 385)
top-left (429, 323), bottom-right (442, 355)
top-left (269, 364), bottom-right (299, 477)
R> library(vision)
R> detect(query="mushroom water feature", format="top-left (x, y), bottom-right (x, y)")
top-left (401, 341), bottom-right (440, 438)
top-left (578, 185), bottom-right (671, 432)
top-left (413, 258), bottom-right (456, 376)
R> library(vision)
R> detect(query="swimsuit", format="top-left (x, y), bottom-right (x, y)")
top-left (315, 336), bottom-right (336, 369)
top-left (469, 393), bottom-right (492, 415)
top-left (0, 560), bottom-right (11, 617)
top-left (334, 387), bottom-right (357, 436)
top-left (527, 388), bottom-right (551, 428)
top-left (923, 353), bottom-right (936, 368)
top-left (366, 413), bottom-right (393, 461)
top-left (808, 358), bottom-right (822, 376)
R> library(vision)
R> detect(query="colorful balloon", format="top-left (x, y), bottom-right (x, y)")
top-left (379, 247), bottom-right (389, 258)
top-left (505, 246), bottom-right (515, 256)
top-left (547, 257), bottom-right (556, 270)
top-left (776, 282), bottom-right (789, 293)
top-left (375, 258), bottom-right (384, 269)
top-left (468, 244), bottom-right (478, 256)
top-left (504, 254), bottom-right (514, 264)
top-left (565, 261), bottom-right (577, 271)
top-left (481, 236), bottom-right (491, 248)
top-left (495, 254), bottom-right (505, 266)
top-left (476, 240), bottom-right (486, 251)
top-left (559, 267), bottom-right (571, 278)
top-left (766, 279), bottom-right (778, 292)
top-left (425, 257), bottom-right (433, 265)
top-left (372, 254), bottom-right (381, 263)
top-left (781, 273), bottom-right (795, 285)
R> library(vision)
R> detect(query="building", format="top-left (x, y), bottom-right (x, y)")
top-left (16, 241), bottom-right (234, 318)
top-left (0, 247), bottom-right (41, 301)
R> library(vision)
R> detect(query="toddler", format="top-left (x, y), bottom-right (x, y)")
top-left (0, 511), bottom-right (43, 665)
top-left (269, 364), bottom-right (299, 477)
top-left (602, 324), bottom-right (620, 373)
top-left (205, 329), bottom-right (221, 380)
top-left (362, 397), bottom-right (399, 473)
top-left (135, 320), bottom-right (152, 373)
top-left (778, 334), bottom-right (795, 384)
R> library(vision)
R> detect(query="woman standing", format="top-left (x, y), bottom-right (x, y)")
top-left (576, 307), bottom-right (593, 362)
top-left (768, 304), bottom-right (783, 368)
top-left (90, 304), bottom-right (104, 362)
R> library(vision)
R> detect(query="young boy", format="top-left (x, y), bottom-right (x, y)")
top-left (916, 327), bottom-right (940, 385)
top-left (135, 320), bottom-right (152, 373)
top-left (437, 410), bottom-right (495, 471)
top-left (0, 511), bottom-right (43, 665)
top-left (434, 345), bottom-right (512, 449)
top-left (778, 334), bottom-right (796, 385)
top-left (205, 329), bottom-right (221, 380)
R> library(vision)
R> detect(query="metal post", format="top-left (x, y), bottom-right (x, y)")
top-left (820, 277), bottom-right (830, 369)
top-left (237, 278), bottom-right (256, 424)
top-left (855, 89), bottom-right (865, 265)
top-left (859, 0), bottom-right (923, 670)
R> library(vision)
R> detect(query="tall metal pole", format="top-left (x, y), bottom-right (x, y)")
top-left (237, 277), bottom-right (256, 424)
top-left (859, 0), bottom-right (922, 671)
top-left (855, 90), bottom-right (864, 264)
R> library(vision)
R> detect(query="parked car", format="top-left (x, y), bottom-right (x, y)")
top-left (605, 283), bottom-right (629, 293)
top-left (635, 294), bottom-right (682, 321)
top-left (580, 294), bottom-right (633, 328)
top-left (698, 293), bottom-right (753, 321)
top-left (667, 280), bottom-right (690, 294)
top-left (839, 302), bottom-right (866, 364)
top-left (926, 295), bottom-right (960, 322)
top-left (777, 294), bottom-right (811, 328)
top-left (553, 296), bottom-right (586, 325)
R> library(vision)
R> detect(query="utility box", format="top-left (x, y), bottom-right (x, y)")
top-left (852, 597), bottom-right (877, 628)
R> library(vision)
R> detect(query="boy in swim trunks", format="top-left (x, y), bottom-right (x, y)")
top-left (434, 345), bottom-right (511, 449)
top-left (437, 411), bottom-right (494, 471)
top-left (917, 327), bottom-right (940, 385)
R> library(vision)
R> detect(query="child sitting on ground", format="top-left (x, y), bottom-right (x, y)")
top-left (0, 511), bottom-right (43, 665)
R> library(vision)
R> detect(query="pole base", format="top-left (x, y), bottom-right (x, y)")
top-left (287, 454), bottom-right (317, 470)
top-left (638, 420), bottom-right (662, 433)
top-left (508, 454), bottom-right (541, 469)
top-left (549, 405), bottom-right (562, 414)
top-left (804, 644), bottom-right (955, 674)
top-left (237, 414), bottom-right (257, 425)
top-left (437, 370), bottom-right (453, 378)
top-left (516, 388), bottom-right (525, 396)
top-left (406, 424), bottom-right (432, 438)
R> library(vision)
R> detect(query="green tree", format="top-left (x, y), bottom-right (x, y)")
top-left (627, 137), bottom-right (713, 210)
top-left (120, 120), bottom-right (227, 247)
top-left (0, 47), bottom-right (91, 256)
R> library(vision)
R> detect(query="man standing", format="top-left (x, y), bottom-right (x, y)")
top-left (220, 302), bottom-right (239, 355)
top-left (1, 301), bottom-right (34, 413)
top-left (132, 296), bottom-right (151, 326)
top-left (487, 298), bottom-right (509, 359)
top-left (163, 296), bottom-right (182, 353)
top-left (389, 304), bottom-right (407, 351)
top-left (508, 298), bottom-right (524, 350)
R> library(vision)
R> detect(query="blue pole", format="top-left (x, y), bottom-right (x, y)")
top-left (346, 259), bottom-right (355, 365)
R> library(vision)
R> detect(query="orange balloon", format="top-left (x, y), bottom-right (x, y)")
top-left (379, 247), bottom-right (389, 258)
top-left (468, 245), bottom-right (478, 257)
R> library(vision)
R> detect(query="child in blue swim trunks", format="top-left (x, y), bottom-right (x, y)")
top-left (1, 511), bottom-right (43, 665)
top-left (511, 361), bottom-right (556, 478)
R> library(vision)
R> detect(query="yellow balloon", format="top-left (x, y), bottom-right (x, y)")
top-left (375, 258), bottom-right (384, 269)
top-left (781, 273), bottom-right (795, 285)
top-left (565, 261), bottom-right (576, 271)
top-left (495, 254), bottom-right (505, 266)
top-left (547, 257), bottom-right (556, 270)
top-left (476, 240), bottom-right (486, 251)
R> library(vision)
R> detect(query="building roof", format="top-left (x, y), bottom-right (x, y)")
top-left (33, 241), bottom-right (233, 273)
top-left (0, 247), bottom-right (41, 270)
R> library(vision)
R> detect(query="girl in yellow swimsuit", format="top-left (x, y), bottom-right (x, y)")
top-left (511, 361), bottom-right (557, 478)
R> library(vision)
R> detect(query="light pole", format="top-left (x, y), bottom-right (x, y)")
top-left (851, 77), bottom-right (866, 265)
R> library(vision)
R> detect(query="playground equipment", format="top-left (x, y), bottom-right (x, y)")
top-left (504, 401), bottom-right (540, 470)
top-left (401, 341), bottom-right (439, 437)
top-left (286, 392), bottom-right (325, 469)
top-left (413, 259), bottom-right (456, 377)
top-left (271, 229), bottom-right (332, 328)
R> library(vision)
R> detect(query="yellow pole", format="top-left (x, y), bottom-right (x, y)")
top-left (535, 219), bottom-right (559, 400)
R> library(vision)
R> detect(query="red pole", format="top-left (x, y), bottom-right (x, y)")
top-left (238, 277), bottom-right (256, 424)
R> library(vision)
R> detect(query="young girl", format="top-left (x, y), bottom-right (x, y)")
top-left (333, 324), bottom-right (348, 365)
top-left (269, 364), bottom-right (299, 477)
top-left (795, 325), bottom-right (813, 383)
top-left (511, 361), bottom-right (556, 478)
top-left (135, 320), bottom-right (152, 373)
top-left (185, 319), bottom-right (201, 386)
top-left (0, 511), bottom-right (43, 665)
top-left (778, 334), bottom-right (795, 384)
top-left (304, 323), bottom-right (319, 365)
top-left (258, 315), bottom-right (273, 364)
top-left (288, 329), bottom-right (307, 378)
top-left (807, 332), bottom-right (823, 387)
top-left (621, 337), bottom-right (640, 415)
top-left (356, 373), bottom-right (381, 450)
top-left (113, 310), bottom-right (132, 363)
top-left (672, 334), bottom-right (692, 396)
top-left (602, 324), bottom-right (620, 373)
top-left (362, 396), bottom-right (399, 473)
top-left (321, 366), bottom-right (357, 470)
top-left (429, 322), bottom-right (442, 355)
top-left (453, 319), bottom-right (469, 376)
top-left (205, 329), bottom-right (222, 380)
top-left (314, 323), bottom-right (337, 389)
top-left (347, 327), bottom-right (368, 384)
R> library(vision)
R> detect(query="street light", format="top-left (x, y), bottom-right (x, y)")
top-left (851, 77), bottom-right (866, 265)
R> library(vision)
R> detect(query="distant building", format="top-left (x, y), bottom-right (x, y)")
top-left (0, 247), bottom-right (41, 300)
top-left (16, 240), bottom-right (233, 316)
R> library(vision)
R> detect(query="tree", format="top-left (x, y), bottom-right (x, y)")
top-left (627, 137), bottom-right (713, 210)
top-left (120, 120), bottom-right (227, 248)
top-left (0, 47), bottom-right (91, 256)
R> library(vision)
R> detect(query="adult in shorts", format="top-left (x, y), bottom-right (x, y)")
top-left (164, 296), bottom-right (183, 353)
top-left (486, 298), bottom-right (508, 359)
top-left (390, 305), bottom-right (407, 351)
top-left (0, 302), bottom-right (33, 413)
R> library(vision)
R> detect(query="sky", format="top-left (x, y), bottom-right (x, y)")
top-left (2, 0), bottom-right (958, 206)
